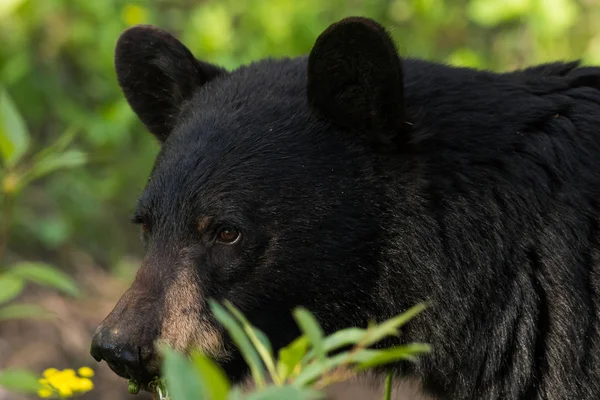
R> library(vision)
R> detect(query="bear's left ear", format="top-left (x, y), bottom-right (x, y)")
top-left (115, 25), bottom-right (227, 143)
top-left (307, 17), bottom-right (405, 149)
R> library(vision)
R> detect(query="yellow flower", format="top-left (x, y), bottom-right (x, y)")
top-left (42, 368), bottom-right (59, 378)
top-left (61, 369), bottom-right (76, 378)
top-left (76, 367), bottom-right (94, 378)
top-left (56, 383), bottom-right (73, 397)
top-left (37, 367), bottom-right (95, 398)
top-left (74, 378), bottom-right (94, 392)
top-left (37, 387), bottom-right (54, 398)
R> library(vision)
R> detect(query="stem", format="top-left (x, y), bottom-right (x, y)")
top-left (242, 327), bottom-right (281, 385)
top-left (313, 367), bottom-right (356, 390)
top-left (384, 372), bottom-right (393, 400)
top-left (0, 193), bottom-right (14, 265)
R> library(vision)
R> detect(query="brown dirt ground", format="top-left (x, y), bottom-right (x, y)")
top-left (0, 260), bottom-right (431, 400)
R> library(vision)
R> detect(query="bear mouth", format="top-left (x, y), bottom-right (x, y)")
top-left (98, 356), bottom-right (160, 393)
top-left (97, 344), bottom-right (242, 394)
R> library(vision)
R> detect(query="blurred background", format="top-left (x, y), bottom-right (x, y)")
top-left (1, 0), bottom-right (599, 399)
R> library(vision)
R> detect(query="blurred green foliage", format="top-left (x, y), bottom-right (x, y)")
top-left (2, 0), bottom-right (600, 271)
top-left (153, 300), bottom-right (429, 400)
top-left (0, 83), bottom-right (84, 393)
top-left (0, 81), bottom-right (83, 321)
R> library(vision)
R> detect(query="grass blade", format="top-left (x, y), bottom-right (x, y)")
top-left (0, 274), bottom-right (24, 304)
top-left (224, 301), bottom-right (280, 384)
top-left (361, 303), bottom-right (428, 347)
top-left (0, 88), bottom-right (29, 167)
top-left (160, 347), bottom-right (202, 400)
top-left (276, 335), bottom-right (309, 382)
top-left (0, 369), bottom-right (42, 394)
top-left (9, 262), bottom-right (80, 297)
top-left (190, 350), bottom-right (231, 400)
top-left (293, 307), bottom-right (325, 362)
top-left (354, 343), bottom-right (431, 371)
top-left (0, 303), bottom-right (55, 321)
top-left (209, 299), bottom-right (266, 388)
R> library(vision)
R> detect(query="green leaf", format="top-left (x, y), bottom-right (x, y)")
top-left (224, 301), bottom-right (279, 384)
top-left (226, 387), bottom-right (245, 400)
top-left (532, 0), bottom-right (578, 35)
top-left (190, 350), bottom-right (231, 400)
top-left (292, 307), bottom-right (325, 362)
top-left (0, 368), bottom-right (43, 394)
top-left (32, 215), bottom-right (71, 249)
top-left (0, 274), bottom-right (24, 304)
top-left (209, 299), bottom-right (266, 388)
top-left (293, 342), bottom-right (430, 388)
top-left (255, 329), bottom-right (274, 361)
top-left (8, 262), bottom-right (80, 297)
top-left (361, 303), bottom-right (428, 347)
top-left (31, 125), bottom-right (79, 163)
top-left (0, 88), bottom-right (29, 167)
top-left (277, 335), bottom-right (309, 382)
top-left (161, 347), bottom-right (203, 400)
top-left (23, 149), bottom-right (87, 185)
top-left (244, 385), bottom-right (323, 400)
top-left (0, 0), bottom-right (27, 19)
top-left (468, 0), bottom-right (532, 27)
top-left (447, 48), bottom-right (483, 68)
top-left (0, 303), bottom-right (55, 321)
top-left (354, 343), bottom-right (431, 371)
top-left (303, 327), bottom-right (365, 363)
top-left (292, 353), bottom-right (348, 388)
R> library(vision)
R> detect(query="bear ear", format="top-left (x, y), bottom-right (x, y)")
top-left (114, 25), bottom-right (226, 143)
top-left (307, 17), bottom-right (405, 149)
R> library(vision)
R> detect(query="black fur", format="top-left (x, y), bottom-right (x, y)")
top-left (307, 17), bottom-right (406, 151)
top-left (114, 25), bottom-right (227, 142)
top-left (94, 17), bottom-right (600, 399)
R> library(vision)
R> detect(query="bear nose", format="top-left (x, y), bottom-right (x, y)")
top-left (90, 326), bottom-right (148, 381)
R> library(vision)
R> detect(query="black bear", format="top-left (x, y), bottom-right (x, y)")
top-left (90, 16), bottom-right (600, 399)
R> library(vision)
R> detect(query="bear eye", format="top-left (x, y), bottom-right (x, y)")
top-left (131, 213), bottom-right (151, 238)
top-left (216, 227), bottom-right (241, 244)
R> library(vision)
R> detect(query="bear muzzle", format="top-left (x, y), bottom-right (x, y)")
top-left (90, 323), bottom-right (160, 384)
top-left (90, 254), bottom-right (229, 386)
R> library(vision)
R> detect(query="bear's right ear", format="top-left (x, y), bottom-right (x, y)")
top-left (114, 25), bottom-right (226, 143)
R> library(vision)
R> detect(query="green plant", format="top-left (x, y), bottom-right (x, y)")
top-left (0, 87), bottom-right (86, 396)
top-left (0, 85), bottom-right (84, 317)
top-left (0, 367), bottom-right (96, 399)
top-left (136, 300), bottom-right (430, 400)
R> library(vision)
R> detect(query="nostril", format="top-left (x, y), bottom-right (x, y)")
top-left (94, 341), bottom-right (139, 367)
top-left (90, 328), bottom-right (107, 362)
top-left (90, 327), bottom-right (142, 379)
